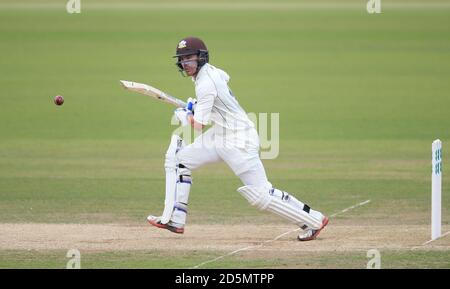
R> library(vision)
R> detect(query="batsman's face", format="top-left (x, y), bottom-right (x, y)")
top-left (180, 54), bottom-right (198, 76)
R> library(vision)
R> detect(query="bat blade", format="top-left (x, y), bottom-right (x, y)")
top-left (120, 80), bottom-right (186, 108)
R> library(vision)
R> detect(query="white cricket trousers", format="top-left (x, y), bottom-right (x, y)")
top-left (176, 127), bottom-right (270, 187)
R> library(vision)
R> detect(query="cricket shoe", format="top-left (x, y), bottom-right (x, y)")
top-left (298, 216), bottom-right (329, 241)
top-left (147, 215), bottom-right (185, 234)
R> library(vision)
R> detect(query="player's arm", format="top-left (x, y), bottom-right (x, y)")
top-left (181, 97), bottom-right (205, 131)
top-left (175, 83), bottom-right (215, 130)
top-left (187, 114), bottom-right (204, 131)
top-left (190, 83), bottom-right (215, 130)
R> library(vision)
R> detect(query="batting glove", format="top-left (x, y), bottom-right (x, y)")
top-left (186, 97), bottom-right (197, 114)
top-left (174, 108), bottom-right (192, 127)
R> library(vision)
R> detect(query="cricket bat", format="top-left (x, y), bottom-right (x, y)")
top-left (119, 80), bottom-right (187, 108)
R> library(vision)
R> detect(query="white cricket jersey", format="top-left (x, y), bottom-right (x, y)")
top-left (193, 63), bottom-right (255, 133)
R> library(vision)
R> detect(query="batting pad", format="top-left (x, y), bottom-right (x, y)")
top-left (237, 185), bottom-right (323, 230)
top-left (161, 135), bottom-right (185, 224)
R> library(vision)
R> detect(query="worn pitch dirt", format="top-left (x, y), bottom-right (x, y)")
top-left (1, 223), bottom-right (449, 252)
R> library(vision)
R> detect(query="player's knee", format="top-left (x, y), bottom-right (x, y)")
top-left (237, 185), bottom-right (272, 210)
top-left (175, 151), bottom-right (193, 171)
top-left (177, 163), bottom-right (192, 177)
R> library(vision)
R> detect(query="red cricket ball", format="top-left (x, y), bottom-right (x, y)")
top-left (54, 95), bottom-right (64, 106)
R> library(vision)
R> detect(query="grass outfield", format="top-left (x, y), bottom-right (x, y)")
top-left (0, 0), bottom-right (449, 268)
top-left (1, 249), bottom-right (450, 269)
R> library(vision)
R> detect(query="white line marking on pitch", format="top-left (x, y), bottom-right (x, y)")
top-left (410, 230), bottom-right (450, 250)
top-left (330, 200), bottom-right (371, 218)
top-left (191, 199), bottom-right (371, 269)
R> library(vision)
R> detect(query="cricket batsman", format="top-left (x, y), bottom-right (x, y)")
top-left (147, 37), bottom-right (328, 241)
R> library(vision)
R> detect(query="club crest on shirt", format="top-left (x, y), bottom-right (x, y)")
top-left (178, 40), bottom-right (187, 49)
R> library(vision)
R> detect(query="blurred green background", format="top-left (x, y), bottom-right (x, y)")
top-left (1, 0), bottom-right (449, 141)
